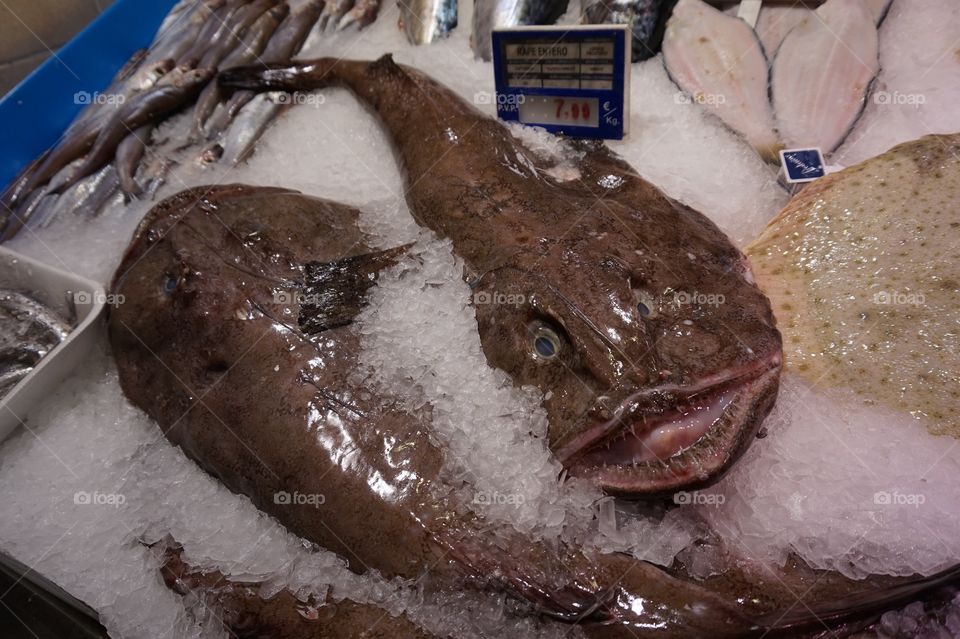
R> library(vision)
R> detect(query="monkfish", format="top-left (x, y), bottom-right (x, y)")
top-left (219, 55), bottom-right (782, 497)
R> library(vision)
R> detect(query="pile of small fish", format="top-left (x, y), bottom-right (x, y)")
top-left (0, 0), bottom-right (384, 242)
top-left (0, 290), bottom-right (71, 399)
top-left (663, 0), bottom-right (887, 162)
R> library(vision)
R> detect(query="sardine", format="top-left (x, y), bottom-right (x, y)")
top-left (115, 125), bottom-right (154, 199)
top-left (337, 0), bottom-right (383, 30)
top-left (0, 290), bottom-right (71, 399)
top-left (771, 0), bottom-right (879, 154)
top-left (198, 0), bottom-right (281, 69)
top-left (220, 93), bottom-right (286, 164)
top-left (472, 0), bottom-right (570, 61)
top-left (399, 0), bottom-right (458, 45)
top-left (54, 66), bottom-right (213, 194)
top-left (191, 3), bottom-right (289, 140)
top-left (581, 0), bottom-right (675, 62)
top-left (663, 0), bottom-right (782, 162)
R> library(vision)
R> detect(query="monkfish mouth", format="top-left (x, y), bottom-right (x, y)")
top-left (556, 351), bottom-right (782, 497)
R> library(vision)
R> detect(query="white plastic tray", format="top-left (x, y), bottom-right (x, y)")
top-left (0, 246), bottom-right (105, 441)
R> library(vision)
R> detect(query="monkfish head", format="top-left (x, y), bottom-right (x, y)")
top-left (471, 198), bottom-right (782, 497)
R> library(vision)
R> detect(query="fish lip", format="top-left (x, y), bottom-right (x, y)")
top-left (556, 351), bottom-right (782, 496)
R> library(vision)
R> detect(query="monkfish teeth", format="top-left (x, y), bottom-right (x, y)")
top-left (663, 0), bottom-right (782, 162)
top-left (771, 0), bottom-right (879, 155)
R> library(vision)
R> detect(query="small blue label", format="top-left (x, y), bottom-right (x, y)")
top-left (780, 148), bottom-right (826, 183)
top-left (490, 25), bottom-right (630, 140)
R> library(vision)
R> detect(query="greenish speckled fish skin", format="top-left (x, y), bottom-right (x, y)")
top-left (581, 0), bottom-right (677, 61)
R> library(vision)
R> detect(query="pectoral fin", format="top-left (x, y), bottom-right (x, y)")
top-left (298, 245), bottom-right (410, 333)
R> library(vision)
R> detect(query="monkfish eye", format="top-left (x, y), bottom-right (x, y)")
top-left (634, 289), bottom-right (658, 319)
top-left (529, 322), bottom-right (562, 361)
top-left (161, 273), bottom-right (180, 295)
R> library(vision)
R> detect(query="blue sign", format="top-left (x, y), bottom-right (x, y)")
top-left (490, 25), bottom-right (631, 140)
top-left (780, 148), bottom-right (826, 183)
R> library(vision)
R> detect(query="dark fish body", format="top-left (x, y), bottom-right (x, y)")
top-left (109, 184), bottom-right (772, 636)
top-left (472, 0), bottom-right (570, 61)
top-left (116, 125), bottom-right (153, 198)
top-left (219, 56), bottom-right (782, 497)
top-left (0, 290), bottom-right (71, 399)
top-left (582, 0), bottom-right (676, 61)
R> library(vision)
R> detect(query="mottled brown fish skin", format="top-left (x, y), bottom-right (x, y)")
top-left (109, 184), bottom-right (774, 637)
top-left (218, 56), bottom-right (783, 497)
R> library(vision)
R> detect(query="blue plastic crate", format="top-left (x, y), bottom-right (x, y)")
top-left (0, 0), bottom-right (180, 192)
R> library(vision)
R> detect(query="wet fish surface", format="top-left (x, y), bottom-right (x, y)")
top-left (473, 0), bottom-right (570, 61)
top-left (109, 184), bottom-right (779, 636)
top-left (663, 0), bottom-right (782, 162)
top-left (581, 0), bottom-right (676, 62)
top-left (219, 54), bottom-right (783, 497)
top-left (399, 0), bottom-right (458, 45)
top-left (0, 290), bottom-right (71, 398)
top-left (746, 133), bottom-right (960, 437)
top-left (771, 0), bottom-right (879, 154)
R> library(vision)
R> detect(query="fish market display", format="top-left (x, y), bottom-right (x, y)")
top-left (109, 184), bottom-right (782, 636)
top-left (581, 0), bottom-right (675, 62)
top-left (662, 0), bottom-right (781, 162)
top-left (0, 290), bottom-right (71, 398)
top-left (400, 0), bottom-right (459, 45)
top-left (0, 0), bottom-right (336, 241)
top-left (220, 55), bottom-right (783, 496)
top-left (746, 133), bottom-right (960, 437)
top-left (771, 0), bottom-right (880, 154)
top-left (472, 0), bottom-right (569, 61)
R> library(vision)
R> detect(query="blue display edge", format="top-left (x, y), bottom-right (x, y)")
top-left (491, 26), bottom-right (629, 140)
top-left (0, 0), bottom-right (179, 194)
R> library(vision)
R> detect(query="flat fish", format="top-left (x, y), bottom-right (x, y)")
top-left (752, 6), bottom-right (809, 58)
top-left (399, 0), bottom-right (458, 45)
top-left (771, 0), bottom-right (879, 155)
top-left (662, 0), bottom-right (782, 162)
top-left (581, 0), bottom-right (675, 62)
top-left (472, 0), bottom-right (570, 61)
top-left (746, 133), bottom-right (960, 437)
top-left (0, 290), bottom-right (71, 399)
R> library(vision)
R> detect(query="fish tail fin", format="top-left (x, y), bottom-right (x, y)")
top-left (757, 563), bottom-right (960, 635)
top-left (218, 59), bottom-right (342, 93)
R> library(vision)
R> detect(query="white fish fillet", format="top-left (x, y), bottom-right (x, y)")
top-left (772, 0), bottom-right (879, 154)
top-left (754, 6), bottom-right (809, 57)
top-left (863, 0), bottom-right (893, 23)
top-left (663, 0), bottom-right (781, 162)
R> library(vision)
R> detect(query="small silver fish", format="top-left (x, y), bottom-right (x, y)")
top-left (399, 0), bottom-right (458, 45)
top-left (582, 0), bottom-right (674, 61)
top-left (473, 0), bottom-right (569, 61)
top-left (0, 290), bottom-right (71, 399)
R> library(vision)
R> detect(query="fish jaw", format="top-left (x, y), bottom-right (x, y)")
top-left (557, 350), bottom-right (781, 497)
